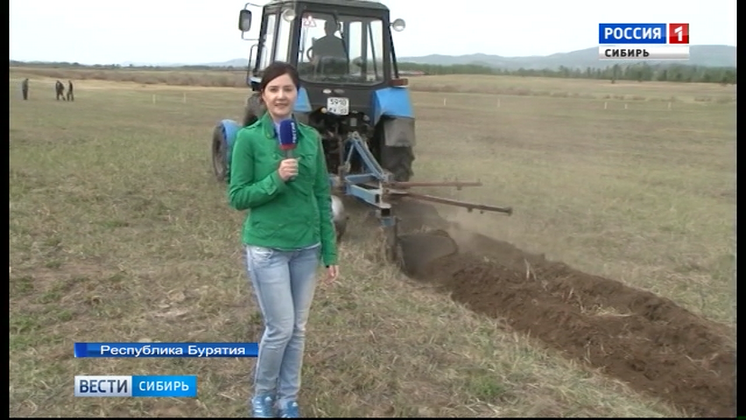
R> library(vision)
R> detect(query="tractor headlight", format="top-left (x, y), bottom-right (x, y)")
top-left (282, 8), bottom-right (296, 22)
top-left (391, 18), bottom-right (406, 32)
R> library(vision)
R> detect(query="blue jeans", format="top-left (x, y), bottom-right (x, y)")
top-left (245, 243), bottom-right (321, 407)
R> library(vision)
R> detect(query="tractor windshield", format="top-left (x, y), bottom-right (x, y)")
top-left (297, 12), bottom-right (386, 85)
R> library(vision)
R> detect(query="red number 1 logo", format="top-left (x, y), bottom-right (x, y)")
top-left (668, 23), bottom-right (689, 44)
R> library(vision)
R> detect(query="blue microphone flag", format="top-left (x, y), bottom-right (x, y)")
top-left (278, 119), bottom-right (297, 157)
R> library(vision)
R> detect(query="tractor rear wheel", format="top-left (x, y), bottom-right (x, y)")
top-left (381, 145), bottom-right (415, 182)
top-left (212, 124), bottom-right (229, 182)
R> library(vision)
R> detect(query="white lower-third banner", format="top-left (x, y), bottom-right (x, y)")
top-left (598, 45), bottom-right (690, 60)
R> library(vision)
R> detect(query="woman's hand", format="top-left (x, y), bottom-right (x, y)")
top-left (324, 265), bottom-right (339, 284)
top-left (277, 159), bottom-right (298, 181)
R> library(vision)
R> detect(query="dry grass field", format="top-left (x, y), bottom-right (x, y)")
top-left (9, 67), bottom-right (736, 418)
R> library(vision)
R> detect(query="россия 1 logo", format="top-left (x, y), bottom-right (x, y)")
top-left (597, 23), bottom-right (689, 60)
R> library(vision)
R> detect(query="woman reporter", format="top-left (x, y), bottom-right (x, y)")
top-left (228, 61), bottom-right (340, 418)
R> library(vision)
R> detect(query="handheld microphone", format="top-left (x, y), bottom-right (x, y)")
top-left (278, 119), bottom-right (298, 159)
top-left (278, 119), bottom-right (298, 181)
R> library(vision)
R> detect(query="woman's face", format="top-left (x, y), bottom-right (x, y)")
top-left (261, 73), bottom-right (298, 120)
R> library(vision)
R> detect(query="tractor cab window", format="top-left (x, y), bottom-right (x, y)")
top-left (259, 13), bottom-right (277, 70)
top-left (274, 11), bottom-right (293, 62)
top-left (297, 12), bottom-right (386, 85)
top-left (257, 10), bottom-right (294, 69)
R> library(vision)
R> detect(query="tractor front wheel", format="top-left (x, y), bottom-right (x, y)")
top-left (242, 93), bottom-right (265, 127)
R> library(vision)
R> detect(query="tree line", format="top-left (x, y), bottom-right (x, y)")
top-left (397, 62), bottom-right (736, 85)
top-left (10, 60), bottom-right (736, 85)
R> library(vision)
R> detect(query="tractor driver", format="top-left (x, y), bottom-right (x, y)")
top-left (310, 18), bottom-right (348, 74)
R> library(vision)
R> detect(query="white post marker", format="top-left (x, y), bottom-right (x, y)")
top-left (668, 102), bottom-right (672, 110)
top-left (604, 101), bottom-right (608, 110)
top-left (624, 103), bottom-right (628, 110)
top-left (152, 94), bottom-right (156, 104)
top-left (497, 98), bottom-right (501, 108)
top-left (443, 98), bottom-right (447, 106)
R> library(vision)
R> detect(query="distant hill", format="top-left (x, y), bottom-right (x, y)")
top-left (201, 45), bottom-right (735, 70)
top-left (396, 45), bottom-right (736, 70)
top-left (118, 59), bottom-right (250, 68)
top-left (12, 45), bottom-right (736, 70)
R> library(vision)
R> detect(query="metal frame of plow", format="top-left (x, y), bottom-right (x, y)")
top-left (328, 131), bottom-right (400, 261)
top-left (328, 131), bottom-right (515, 266)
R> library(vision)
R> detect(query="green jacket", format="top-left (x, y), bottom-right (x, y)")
top-left (228, 112), bottom-right (338, 266)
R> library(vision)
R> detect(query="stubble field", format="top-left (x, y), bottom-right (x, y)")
top-left (9, 68), bottom-right (736, 417)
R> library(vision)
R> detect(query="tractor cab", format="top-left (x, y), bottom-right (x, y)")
top-left (234, 0), bottom-right (416, 183)
top-left (238, 0), bottom-right (407, 114)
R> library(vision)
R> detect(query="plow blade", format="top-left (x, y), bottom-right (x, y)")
top-left (364, 178), bottom-right (513, 277)
top-left (396, 230), bottom-right (459, 278)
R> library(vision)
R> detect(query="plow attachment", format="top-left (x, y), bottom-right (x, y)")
top-left (387, 183), bottom-right (513, 277)
top-left (396, 229), bottom-right (460, 278)
top-left (333, 132), bottom-right (514, 277)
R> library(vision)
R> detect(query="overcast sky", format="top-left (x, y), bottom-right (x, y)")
top-left (9, 0), bottom-right (737, 65)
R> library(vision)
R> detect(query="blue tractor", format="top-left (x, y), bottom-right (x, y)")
top-left (211, 0), bottom-right (512, 275)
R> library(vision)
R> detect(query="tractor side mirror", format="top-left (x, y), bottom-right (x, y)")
top-left (239, 10), bottom-right (253, 32)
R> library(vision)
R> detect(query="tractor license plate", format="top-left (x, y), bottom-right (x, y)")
top-left (327, 97), bottom-right (349, 115)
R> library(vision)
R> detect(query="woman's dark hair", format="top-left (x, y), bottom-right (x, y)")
top-left (259, 61), bottom-right (301, 92)
top-left (242, 61), bottom-right (301, 126)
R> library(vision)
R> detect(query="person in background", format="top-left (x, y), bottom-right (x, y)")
top-left (55, 80), bottom-right (66, 101)
top-left (227, 60), bottom-right (340, 418)
top-left (21, 78), bottom-right (29, 100)
top-left (66, 80), bottom-right (74, 101)
top-left (310, 18), bottom-right (349, 75)
top-left (311, 18), bottom-right (347, 63)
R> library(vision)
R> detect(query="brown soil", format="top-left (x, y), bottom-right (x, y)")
top-left (395, 202), bottom-right (736, 418)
